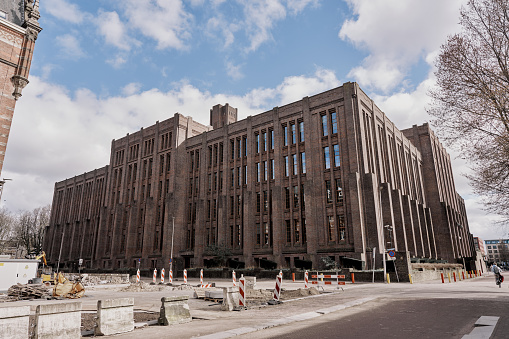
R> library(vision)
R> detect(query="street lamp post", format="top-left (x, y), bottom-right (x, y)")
top-left (169, 216), bottom-right (175, 273)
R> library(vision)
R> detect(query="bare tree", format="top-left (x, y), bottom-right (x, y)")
top-left (13, 205), bottom-right (51, 256)
top-left (427, 0), bottom-right (509, 221)
top-left (0, 207), bottom-right (14, 253)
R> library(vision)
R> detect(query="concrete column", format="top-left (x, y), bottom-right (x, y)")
top-left (34, 302), bottom-right (82, 339)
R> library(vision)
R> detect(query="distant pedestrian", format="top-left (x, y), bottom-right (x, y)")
top-left (492, 263), bottom-right (504, 288)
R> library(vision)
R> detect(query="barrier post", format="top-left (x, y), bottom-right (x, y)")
top-left (273, 273), bottom-right (282, 301)
top-left (153, 268), bottom-right (157, 284)
top-left (409, 274), bottom-right (413, 284)
top-left (184, 269), bottom-right (187, 284)
top-left (453, 271), bottom-right (456, 282)
top-left (386, 273), bottom-right (391, 284)
top-left (200, 269), bottom-right (203, 285)
top-left (351, 273), bottom-right (355, 284)
top-left (462, 271), bottom-right (465, 280)
top-left (136, 269), bottom-right (140, 283)
top-left (232, 270), bottom-right (236, 286)
top-left (292, 273), bottom-right (295, 282)
top-left (239, 275), bottom-right (246, 307)
top-left (169, 270), bottom-right (173, 284)
top-left (441, 273), bottom-right (445, 283)
top-left (304, 271), bottom-right (309, 288)
top-left (447, 272), bottom-right (451, 283)
top-left (161, 268), bottom-right (165, 284)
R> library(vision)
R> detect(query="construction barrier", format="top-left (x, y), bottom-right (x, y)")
top-left (311, 274), bottom-right (346, 285)
top-left (387, 273), bottom-right (391, 284)
top-left (161, 268), bottom-right (165, 283)
top-left (169, 270), bottom-right (173, 283)
top-left (453, 272), bottom-right (456, 282)
top-left (200, 269), bottom-right (203, 285)
top-left (95, 298), bottom-right (134, 336)
top-left (35, 302), bottom-right (82, 338)
top-left (304, 271), bottom-right (309, 288)
top-left (292, 273), bottom-right (295, 282)
top-left (448, 272), bottom-right (451, 283)
top-left (0, 305), bottom-right (30, 339)
top-left (232, 270), bottom-right (236, 287)
top-left (153, 269), bottom-right (157, 284)
top-left (409, 274), bottom-right (413, 284)
top-left (239, 275), bottom-right (246, 307)
top-left (136, 269), bottom-right (140, 283)
top-left (184, 269), bottom-right (187, 284)
top-left (201, 284), bottom-right (212, 288)
top-left (441, 273), bottom-right (444, 283)
top-left (273, 273), bottom-right (282, 301)
top-left (462, 271), bottom-right (465, 280)
top-left (351, 273), bottom-right (355, 284)
top-left (158, 296), bottom-right (192, 325)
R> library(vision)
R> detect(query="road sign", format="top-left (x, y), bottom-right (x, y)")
top-left (78, 258), bottom-right (83, 266)
top-left (388, 250), bottom-right (396, 258)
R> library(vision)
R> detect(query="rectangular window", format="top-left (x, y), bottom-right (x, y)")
top-left (219, 171), bottom-right (223, 190)
top-left (326, 180), bottom-right (332, 203)
top-left (283, 125), bottom-right (288, 146)
top-left (293, 186), bottom-right (299, 209)
top-left (264, 222), bottom-right (269, 245)
top-left (285, 187), bottom-right (290, 209)
top-left (302, 218), bottom-right (307, 243)
top-left (207, 200), bottom-right (211, 219)
top-left (263, 161), bottom-right (268, 181)
top-left (231, 168), bottom-right (235, 187)
top-left (338, 214), bottom-right (345, 241)
top-left (256, 223), bottom-right (261, 245)
top-left (331, 112), bottom-right (338, 134)
top-left (166, 153), bottom-right (171, 173)
top-left (291, 124), bottom-right (296, 144)
top-left (213, 199), bottom-right (217, 218)
top-left (237, 139), bottom-right (241, 158)
top-left (214, 172), bottom-right (218, 190)
top-left (263, 132), bottom-right (267, 152)
top-left (236, 225), bottom-right (241, 246)
top-left (284, 156), bottom-right (289, 176)
top-left (208, 173), bottom-right (212, 191)
top-left (195, 150), bottom-right (200, 168)
top-left (231, 140), bottom-right (235, 160)
top-left (322, 115), bottom-right (328, 136)
top-left (256, 134), bottom-right (260, 153)
top-left (328, 216), bottom-right (334, 242)
top-left (243, 165), bottom-right (247, 185)
top-left (230, 196), bottom-right (234, 216)
top-left (286, 220), bottom-right (291, 243)
top-left (257, 192), bottom-right (261, 212)
top-left (292, 154), bottom-right (297, 175)
top-left (299, 121), bottom-right (304, 142)
top-left (324, 146), bottom-right (331, 169)
top-left (230, 226), bottom-right (234, 246)
top-left (336, 178), bottom-right (343, 204)
top-left (256, 162), bottom-right (260, 182)
top-left (270, 130), bottom-right (274, 149)
top-left (219, 143), bottom-right (223, 163)
top-left (270, 159), bottom-right (275, 179)
top-left (209, 146), bottom-right (213, 167)
top-left (237, 195), bottom-right (241, 216)
top-left (294, 219), bottom-right (300, 243)
top-left (300, 152), bottom-right (306, 174)
top-left (263, 190), bottom-right (268, 211)
top-left (237, 166), bottom-right (241, 186)
top-left (243, 136), bottom-right (247, 157)
top-left (333, 144), bottom-right (340, 167)
top-left (301, 184), bottom-right (305, 210)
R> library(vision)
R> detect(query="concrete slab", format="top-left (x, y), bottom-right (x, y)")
top-left (0, 305), bottom-right (29, 339)
top-left (474, 316), bottom-right (499, 327)
top-left (34, 302), bottom-right (82, 339)
top-left (95, 298), bottom-right (134, 336)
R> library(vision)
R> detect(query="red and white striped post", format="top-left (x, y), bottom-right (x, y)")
top-left (136, 269), bottom-right (140, 283)
top-left (232, 270), bottom-right (237, 286)
top-left (184, 269), bottom-right (188, 284)
top-left (304, 271), bottom-right (309, 288)
top-left (169, 270), bottom-right (173, 283)
top-left (153, 268), bottom-right (157, 284)
top-left (441, 273), bottom-right (444, 283)
top-left (200, 269), bottom-right (203, 285)
top-left (273, 272), bottom-right (282, 301)
top-left (239, 274), bottom-right (246, 307)
top-left (161, 268), bottom-right (165, 283)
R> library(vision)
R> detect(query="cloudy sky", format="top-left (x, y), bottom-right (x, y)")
top-left (3, 0), bottom-right (505, 240)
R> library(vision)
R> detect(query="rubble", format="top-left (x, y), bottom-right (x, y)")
top-left (6, 283), bottom-right (52, 300)
top-left (53, 272), bottom-right (85, 298)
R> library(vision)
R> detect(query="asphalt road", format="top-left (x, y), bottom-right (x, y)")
top-left (241, 296), bottom-right (509, 339)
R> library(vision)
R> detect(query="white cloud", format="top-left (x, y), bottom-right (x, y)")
top-left (339, 0), bottom-right (467, 92)
top-left (43, 0), bottom-right (86, 24)
top-left (106, 55), bottom-right (127, 69)
top-left (226, 61), bottom-right (244, 80)
top-left (96, 10), bottom-right (140, 51)
top-left (55, 34), bottom-right (86, 59)
top-left (123, 0), bottom-right (193, 50)
top-left (285, 0), bottom-right (319, 14)
top-left (121, 83), bottom-right (143, 96)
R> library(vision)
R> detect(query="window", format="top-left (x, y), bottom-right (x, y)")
top-left (293, 186), bottom-right (299, 209)
top-left (270, 130), bottom-right (274, 149)
top-left (326, 180), bottom-right (332, 203)
top-left (291, 124), bottom-right (296, 144)
top-left (230, 140), bottom-right (235, 160)
top-left (243, 136), bottom-right (247, 157)
top-left (230, 196), bottom-right (234, 216)
top-left (237, 139), bottom-right (241, 158)
top-left (338, 214), bottom-right (345, 240)
top-left (243, 165), bottom-right (247, 185)
top-left (195, 150), bottom-right (200, 168)
top-left (283, 125), bottom-right (288, 146)
top-left (284, 156), bottom-right (289, 176)
top-left (299, 121), bottom-right (304, 142)
top-left (300, 184), bottom-right (305, 210)
top-left (321, 115), bottom-right (328, 136)
top-left (328, 216), bottom-right (334, 241)
top-left (256, 134), bottom-right (260, 153)
top-left (263, 161), bottom-right (268, 181)
top-left (285, 187), bottom-right (290, 209)
top-left (333, 144), bottom-right (340, 167)
top-left (264, 222), bottom-right (269, 245)
top-left (292, 154), bottom-right (298, 175)
top-left (286, 220), bottom-right (291, 243)
top-left (263, 132), bottom-right (267, 152)
top-left (331, 112), bottom-right (338, 134)
top-left (263, 190), bottom-right (268, 211)
top-left (230, 168), bottom-right (235, 186)
top-left (237, 166), bottom-right (241, 186)
top-left (335, 179), bottom-right (343, 204)
top-left (257, 192), bottom-right (261, 212)
top-left (302, 218), bottom-right (307, 243)
top-left (237, 195), bottom-right (241, 216)
top-left (294, 220), bottom-right (300, 243)
top-left (324, 146), bottom-right (331, 169)
top-left (256, 163), bottom-right (260, 182)
top-left (256, 223), bottom-right (261, 245)
top-left (300, 152), bottom-right (306, 173)
top-left (270, 159), bottom-right (275, 179)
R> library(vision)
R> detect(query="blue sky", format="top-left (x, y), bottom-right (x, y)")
top-left (3, 0), bottom-right (506, 240)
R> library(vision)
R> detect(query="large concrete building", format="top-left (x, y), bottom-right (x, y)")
top-left (0, 0), bottom-right (41, 177)
top-left (43, 82), bottom-right (475, 271)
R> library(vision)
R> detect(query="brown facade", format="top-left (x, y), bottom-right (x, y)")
top-left (43, 82), bottom-right (474, 271)
top-left (0, 0), bottom-right (41, 175)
